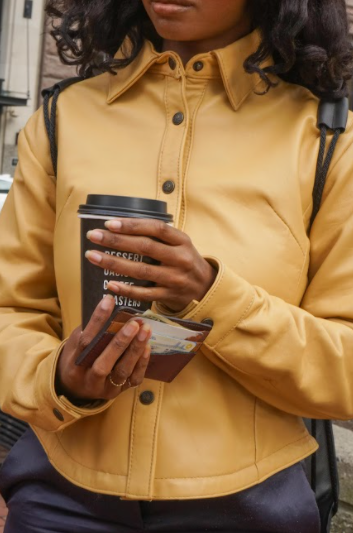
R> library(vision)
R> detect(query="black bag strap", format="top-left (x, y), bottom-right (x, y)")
top-left (310, 97), bottom-right (349, 226)
top-left (42, 77), bottom-right (84, 177)
top-left (308, 97), bottom-right (348, 533)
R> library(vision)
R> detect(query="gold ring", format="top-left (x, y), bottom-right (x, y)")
top-left (108, 373), bottom-right (127, 388)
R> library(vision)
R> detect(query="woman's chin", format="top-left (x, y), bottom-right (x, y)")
top-left (152, 22), bottom-right (197, 42)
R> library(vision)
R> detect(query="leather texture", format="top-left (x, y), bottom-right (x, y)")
top-left (0, 29), bottom-right (353, 500)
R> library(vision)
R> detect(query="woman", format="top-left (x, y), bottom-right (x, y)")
top-left (0, 0), bottom-right (352, 531)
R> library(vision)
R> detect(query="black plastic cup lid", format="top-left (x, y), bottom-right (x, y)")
top-left (78, 195), bottom-right (173, 222)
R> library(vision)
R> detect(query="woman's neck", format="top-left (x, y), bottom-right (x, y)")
top-left (162, 22), bottom-right (252, 65)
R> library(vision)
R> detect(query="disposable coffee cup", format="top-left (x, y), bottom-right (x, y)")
top-left (78, 195), bottom-right (173, 328)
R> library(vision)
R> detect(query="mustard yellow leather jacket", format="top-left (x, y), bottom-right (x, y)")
top-left (0, 30), bottom-right (353, 500)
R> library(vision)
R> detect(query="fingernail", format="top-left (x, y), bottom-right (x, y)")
top-left (124, 321), bottom-right (138, 336)
top-left (138, 325), bottom-right (151, 342)
top-left (101, 295), bottom-right (114, 310)
top-left (85, 251), bottom-right (102, 263)
top-left (105, 220), bottom-right (122, 231)
top-left (87, 230), bottom-right (104, 242)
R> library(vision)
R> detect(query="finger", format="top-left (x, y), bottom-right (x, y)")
top-left (107, 281), bottom-right (170, 303)
top-left (122, 345), bottom-right (151, 390)
top-left (109, 324), bottom-right (152, 385)
top-left (86, 230), bottom-right (178, 265)
top-left (85, 250), bottom-right (173, 285)
top-left (89, 320), bottom-right (140, 380)
top-left (104, 218), bottom-right (188, 246)
top-left (78, 295), bottom-right (116, 351)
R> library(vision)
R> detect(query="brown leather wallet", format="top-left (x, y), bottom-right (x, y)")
top-left (75, 307), bottom-right (212, 383)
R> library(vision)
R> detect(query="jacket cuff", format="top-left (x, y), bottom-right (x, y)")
top-left (182, 257), bottom-right (256, 347)
top-left (35, 340), bottom-right (113, 432)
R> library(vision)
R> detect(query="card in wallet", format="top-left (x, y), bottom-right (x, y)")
top-left (75, 306), bottom-right (213, 383)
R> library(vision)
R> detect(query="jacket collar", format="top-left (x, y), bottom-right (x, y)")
top-left (107, 29), bottom-right (272, 111)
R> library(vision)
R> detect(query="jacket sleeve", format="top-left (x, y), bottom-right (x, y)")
top-left (174, 123), bottom-right (353, 421)
top-left (0, 108), bottom-right (111, 432)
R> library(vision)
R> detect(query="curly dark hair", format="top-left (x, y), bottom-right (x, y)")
top-left (45, 0), bottom-right (353, 99)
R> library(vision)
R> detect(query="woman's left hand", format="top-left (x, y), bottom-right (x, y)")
top-left (86, 218), bottom-right (217, 312)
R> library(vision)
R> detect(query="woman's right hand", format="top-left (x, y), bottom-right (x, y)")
top-left (55, 295), bottom-right (151, 402)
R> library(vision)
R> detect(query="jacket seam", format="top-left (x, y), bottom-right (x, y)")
top-left (296, 243), bottom-right (309, 292)
top-left (43, 430), bottom-right (311, 479)
top-left (22, 127), bottom-right (56, 192)
top-left (254, 398), bottom-right (259, 477)
top-left (53, 435), bottom-right (126, 476)
top-left (126, 392), bottom-right (139, 494)
top-left (176, 75), bottom-right (186, 222)
top-left (266, 202), bottom-right (306, 256)
top-left (206, 340), bottom-right (273, 380)
top-left (157, 77), bottom-right (170, 199)
top-left (180, 81), bottom-right (208, 231)
top-left (154, 433), bottom-right (312, 481)
top-left (148, 382), bottom-right (163, 498)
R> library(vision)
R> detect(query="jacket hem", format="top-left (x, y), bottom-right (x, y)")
top-left (31, 429), bottom-right (317, 501)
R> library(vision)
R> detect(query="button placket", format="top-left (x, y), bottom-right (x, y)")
top-left (126, 382), bottom-right (164, 498)
top-left (156, 75), bottom-right (188, 224)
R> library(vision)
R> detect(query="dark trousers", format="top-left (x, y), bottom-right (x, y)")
top-left (0, 429), bottom-right (320, 533)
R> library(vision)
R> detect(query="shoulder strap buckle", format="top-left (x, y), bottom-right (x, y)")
top-left (318, 97), bottom-right (349, 132)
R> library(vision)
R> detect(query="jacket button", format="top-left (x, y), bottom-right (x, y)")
top-left (140, 391), bottom-right (155, 405)
top-left (172, 112), bottom-right (184, 125)
top-left (168, 57), bottom-right (177, 70)
top-left (53, 408), bottom-right (64, 421)
top-left (193, 61), bottom-right (204, 72)
top-left (202, 318), bottom-right (214, 327)
top-left (162, 180), bottom-right (175, 194)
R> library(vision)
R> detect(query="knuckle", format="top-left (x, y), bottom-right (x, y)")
top-left (91, 365), bottom-right (107, 380)
top-left (140, 237), bottom-right (153, 255)
top-left (182, 233), bottom-right (191, 244)
top-left (78, 334), bottom-right (90, 351)
top-left (180, 251), bottom-right (194, 270)
top-left (109, 233), bottom-right (122, 248)
top-left (126, 219), bottom-right (137, 232)
top-left (113, 368), bottom-right (129, 382)
top-left (112, 335), bottom-right (127, 350)
top-left (104, 255), bottom-right (116, 271)
top-left (143, 287), bottom-right (154, 301)
top-left (129, 377), bottom-right (141, 387)
top-left (158, 220), bottom-right (168, 237)
top-left (90, 312), bottom-right (105, 327)
top-left (137, 262), bottom-right (152, 280)
top-left (173, 275), bottom-right (186, 289)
